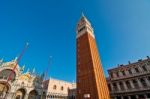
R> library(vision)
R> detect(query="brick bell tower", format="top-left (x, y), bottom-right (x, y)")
top-left (76, 14), bottom-right (110, 99)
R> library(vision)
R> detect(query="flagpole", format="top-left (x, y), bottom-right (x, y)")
top-left (3, 42), bottom-right (29, 99)
top-left (44, 56), bottom-right (52, 80)
top-left (41, 56), bottom-right (52, 99)
top-left (7, 42), bottom-right (29, 82)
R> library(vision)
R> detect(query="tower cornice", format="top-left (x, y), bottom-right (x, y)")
top-left (76, 14), bottom-right (95, 38)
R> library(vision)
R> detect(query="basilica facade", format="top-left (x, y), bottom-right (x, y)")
top-left (0, 58), bottom-right (44, 99)
top-left (0, 58), bottom-right (76, 99)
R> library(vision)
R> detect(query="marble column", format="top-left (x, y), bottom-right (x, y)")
top-left (138, 66), bottom-right (143, 72)
top-left (24, 94), bottom-right (29, 99)
top-left (114, 97), bottom-right (117, 99)
top-left (136, 95), bottom-right (139, 99)
top-left (110, 83), bottom-right (114, 91)
top-left (128, 96), bottom-right (131, 99)
top-left (121, 96), bottom-right (124, 99)
top-left (129, 80), bottom-right (135, 89)
top-left (116, 82), bottom-right (121, 91)
top-left (137, 79), bottom-right (143, 88)
top-left (113, 73), bottom-right (117, 78)
top-left (123, 81), bottom-right (128, 90)
top-left (132, 68), bottom-right (137, 73)
top-left (145, 77), bottom-right (150, 86)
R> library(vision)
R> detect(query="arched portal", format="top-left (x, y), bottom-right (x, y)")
top-left (0, 82), bottom-right (10, 98)
top-left (0, 83), bottom-right (9, 92)
top-left (28, 90), bottom-right (38, 99)
top-left (15, 88), bottom-right (26, 99)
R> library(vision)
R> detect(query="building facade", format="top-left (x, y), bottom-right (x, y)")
top-left (0, 58), bottom-right (44, 99)
top-left (76, 14), bottom-right (110, 99)
top-left (43, 78), bottom-right (75, 99)
top-left (107, 56), bottom-right (150, 99)
top-left (68, 83), bottom-right (76, 99)
top-left (0, 58), bottom-right (76, 99)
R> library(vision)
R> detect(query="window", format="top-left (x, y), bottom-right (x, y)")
top-left (116, 72), bottom-right (119, 77)
top-left (133, 80), bottom-right (139, 88)
top-left (110, 73), bottom-right (113, 78)
top-left (78, 26), bottom-right (86, 32)
top-left (61, 86), bottom-right (64, 90)
top-left (122, 71), bottom-right (126, 76)
top-left (147, 61), bottom-right (150, 65)
top-left (68, 87), bottom-right (70, 90)
top-left (128, 69), bottom-right (132, 74)
top-left (140, 78), bottom-right (147, 87)
top-left (113, 83), bottom-right (117, 90)
top-left (126, 81), bottom-right (132, 89)
top-left (142, 65), bottom-right (147, 71)
top-left (21, 82), bottom-right (24, 85)
top-left (53, 85), bottom-right (57, 90)
top-left (135, 68), bottom-right (140, 73)
top-left (119, 82), bottom-right (124, 90)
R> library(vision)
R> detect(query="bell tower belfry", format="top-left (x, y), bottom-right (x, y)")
top-left (76, 14), bottom-right (110, 99)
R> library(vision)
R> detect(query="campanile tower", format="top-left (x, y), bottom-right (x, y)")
top-left (76, 14), bottom-right (110, 99)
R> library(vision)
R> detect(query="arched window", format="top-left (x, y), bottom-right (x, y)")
top-left (119, 82), bottom-right (124, 90)
top-left (110, 73), bottom-right (113, 78)
top-left (128, 69), bottom-right (132, 74)
top-left (61, 86), bottom-right (64, 90)
top-left (116, 72), bottom-right (119, 77)
top-left (53, 85), bottom-right (57, 90)
top-left (135, 68), bottom-right (140, 73)
top-left (133, 80), bottom-right (139, 88)
top-left (125, 81), bottom-right (132, 89)
top-left (140, 78), bottom-right (147, 87)
top-left (122, 71), bottom-right (126, 76)
top-left (113, 83), bottom-right (117, 90)
top-left (142, 65), bottom-right (147, 71)
top-left (147, 61), bottom-right (150, 65)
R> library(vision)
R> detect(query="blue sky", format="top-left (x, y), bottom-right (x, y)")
top-left (0, 0), bottom-right (150, 82)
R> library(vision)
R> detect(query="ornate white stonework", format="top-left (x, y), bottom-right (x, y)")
top-left (76, 14), bottom-right (95, 38)
top-left (107, 56), bottom-right (150, 99)
top-left (43, 78), bottom-right (76, 99)
top-left (0, 58), bottom-right (77, 99)
top-left (0, 58), bottom-right (44, 99)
